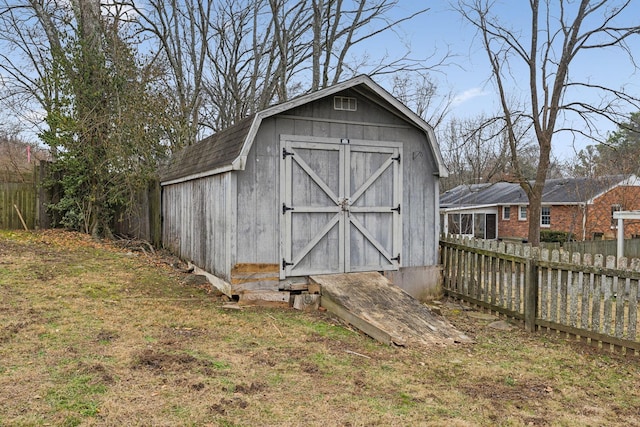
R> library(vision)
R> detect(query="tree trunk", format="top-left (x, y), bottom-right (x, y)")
top-left (526, 186), bottom-right (542, 246)
top-left (527, 133), bottom-right (551, 246)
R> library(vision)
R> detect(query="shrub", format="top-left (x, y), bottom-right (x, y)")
top-left (540, 230), bottom-right (575, 243)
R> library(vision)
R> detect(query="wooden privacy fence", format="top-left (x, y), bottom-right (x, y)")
top-left (0, 180), bottom-right (37, 230)
top-left (440, 235), bottom-right (640, 355)
top-left (0, 162), bottom-right (161, 243)
top-left (1, 162), bottom-right (53, 230)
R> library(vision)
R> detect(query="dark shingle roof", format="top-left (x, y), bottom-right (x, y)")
top-left (159, 115), bottom-right (255, 183)
top-left (440, 176), bottom-right (628, 209)
top-left (440, 182), bottom-right (525, 207)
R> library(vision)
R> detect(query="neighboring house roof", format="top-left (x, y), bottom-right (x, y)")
top-left (440, 175), bottom-right (637, 210)
top-left (160, 75), bottom-right (447, 185)
top-left (440, 182), bottom-right (526, 208)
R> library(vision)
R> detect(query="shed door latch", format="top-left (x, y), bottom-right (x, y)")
top-left (338, 198), bottom-right (351, 212)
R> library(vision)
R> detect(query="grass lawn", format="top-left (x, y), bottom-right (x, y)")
top-left (1, 229), bottom-right (639, 426)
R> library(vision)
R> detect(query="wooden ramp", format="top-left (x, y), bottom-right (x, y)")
top-left (310, 272), bottom-right (472, 347)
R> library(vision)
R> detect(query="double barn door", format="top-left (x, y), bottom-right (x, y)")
top-left (280, 136), bottom-right (402, 279)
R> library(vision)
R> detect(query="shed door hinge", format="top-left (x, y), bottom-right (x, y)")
top-left (282, 203), bottom-right (295, 215)
top-left (282, 258), bottom-right (294, 270)
top-left (282, 148), bottom-right (294, 159)
top-left (391, 204), bottom-right (401, 214)
top-left (391, 253), bottom-right (401, 264)
top-left (392, 154), bottom-right (401, 163)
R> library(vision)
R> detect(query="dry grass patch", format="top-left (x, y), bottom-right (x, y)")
top-left (1, 230), bottom-right (640, 426)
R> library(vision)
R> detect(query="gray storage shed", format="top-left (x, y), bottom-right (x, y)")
top-left (160, 75), bottom-right (447, 299)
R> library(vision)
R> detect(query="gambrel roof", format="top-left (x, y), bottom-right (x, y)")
top-left (160, 75), bottom-right (447, 185)
top-left (440, 175), bottom-right (639, 210)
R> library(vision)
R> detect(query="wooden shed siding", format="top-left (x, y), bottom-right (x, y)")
top-left (400, 126), bottom-right (438, 267)
top-left (234, 103), bottom-right (440, 268)
top-left (162, 172), bottom-right (234, 280)
top-left (236, 117), bottom-right (280, 265)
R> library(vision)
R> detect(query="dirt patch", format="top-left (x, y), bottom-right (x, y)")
top-left (249, 351), bottom-right (277, 367)
top-left (0, 308), bottom-right (42, 343)
top-left (209, 397), bottom-right (248, 415)
top-left (300, 361), bottom-right (322, 375)
top-left (0, 238), bottom-right (30, 256)
top-left (163, 326), bottom-right (204, 339)
top-left (0, 321), bottom-right (30, 343)
top-left (132, 349), bottom-right (214, 373)
top-left (232, 382), bottom-right (267, 394)
top-left (461, 378), bottom-right (554, 402)
top-left (78, 362), bottom-right (116, 385)
top-left (96, 329), bottom-right (119, 342)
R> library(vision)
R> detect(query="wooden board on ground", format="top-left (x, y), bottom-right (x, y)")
top-left (310, 272), bottom-right (472, 347)
top-left (238, 290), bottom-right (291, 308)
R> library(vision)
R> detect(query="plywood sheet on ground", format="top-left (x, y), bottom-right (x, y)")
top-left (310, 272), bottom-right (472, 347)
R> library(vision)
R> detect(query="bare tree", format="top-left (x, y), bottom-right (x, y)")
top-left (0, 1), bottom-right (65, 146)
top-left (140, 0), bottom-right (435, 133)
top-left (202, 0), bottom-right (256, 130)
top-left (129, 0), bottom-right (212, 148)
top-left (391, 72), bottom-right (452, 129)
top-left (569, 144), bottom-right (601, 178)
top-left (457, 0), bottom-right (640, 245)
top-left (439, 115), bottom-right (520, 190)
top-left (308, 1), bottom-right (428, 90)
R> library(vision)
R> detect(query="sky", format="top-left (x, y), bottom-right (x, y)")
top-left (365, 1), bottom-right (640, 162)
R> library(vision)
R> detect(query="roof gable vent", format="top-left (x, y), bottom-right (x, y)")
top-left (334, 96), bottom-right (357, 111)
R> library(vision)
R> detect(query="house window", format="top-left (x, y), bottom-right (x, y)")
top-left (611, 204), bottom-right (622, 227)
top-left (460, 214), bottom-right (473, 235)
top-left (448, 213), bottom-right (473, 235)
top-left (503, 206), bottom-right (510, 220)
top-left (334, 96), bottom-right (357, 111)
top-left (448, 212), bottom-right (497, 239)
top-left (541, 206), bottom-right (551, 227)
top-left (518, 206), bottom-right (527, 221)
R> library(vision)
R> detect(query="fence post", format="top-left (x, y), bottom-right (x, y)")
top-left (524, 257), bottom-right (538, 332)
top-left (148, 179), bottom-right (162, 247)
top-left (37, 161), bottom-right (47, 229)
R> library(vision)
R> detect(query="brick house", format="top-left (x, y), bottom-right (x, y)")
top-left (440, 176), bottom-right (640, 241)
